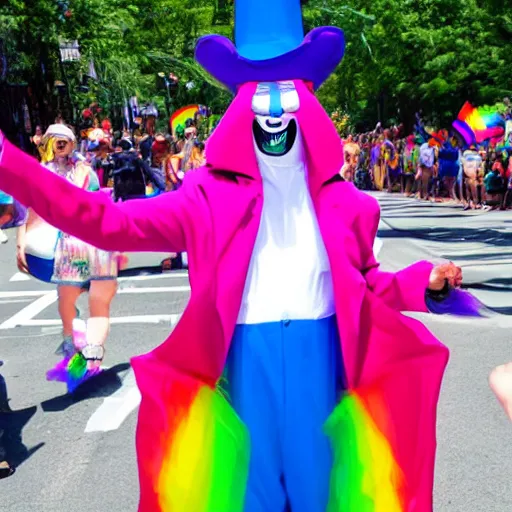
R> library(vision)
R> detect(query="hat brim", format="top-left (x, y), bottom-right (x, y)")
top-left (195, 26), bottom-right (345, 93)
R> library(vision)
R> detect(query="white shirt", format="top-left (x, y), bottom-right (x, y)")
top-left (237, 129), bottom-right (335, 324)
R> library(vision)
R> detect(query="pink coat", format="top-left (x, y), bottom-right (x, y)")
top-left (0, 85), bottom-right (448, 510)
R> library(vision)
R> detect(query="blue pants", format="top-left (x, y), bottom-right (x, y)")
top-left (226, 316), bottom-right (345, 512)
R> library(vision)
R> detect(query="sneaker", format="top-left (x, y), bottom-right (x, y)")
top-left (0, 230), bottom-right (7, 244)
top-left (55, 336), bottom-right (76, 358)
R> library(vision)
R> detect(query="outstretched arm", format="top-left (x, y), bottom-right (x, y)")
top-left (0, 135), bottom-right (187, 253)
top-left (359, 195), bottom-right (433, 312)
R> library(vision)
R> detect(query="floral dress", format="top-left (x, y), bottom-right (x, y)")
top-left (46, 161), bottom-right (118, 286)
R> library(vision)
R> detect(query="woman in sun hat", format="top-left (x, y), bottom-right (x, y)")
top-left (16, 124), bottom-right (119, 392)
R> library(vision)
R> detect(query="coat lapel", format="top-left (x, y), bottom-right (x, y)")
top-left (203, 170), bottom-right (263, 367)
top-left (315, 181), bottom-right (368, 388)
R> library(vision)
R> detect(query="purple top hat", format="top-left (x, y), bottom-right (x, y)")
top-left (195, 0), bottom-right (345, 93)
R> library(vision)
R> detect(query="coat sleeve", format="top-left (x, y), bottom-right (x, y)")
top-left (359, 194), bottom-right (433, 313)
top-left (0, 135), bottom-right (188, 253)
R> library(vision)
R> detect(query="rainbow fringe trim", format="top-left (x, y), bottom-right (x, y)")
top-left (325, 391), bottom-right (405, 512)
top-left (142, 381), bottom-right (405, 511)
top-left (46, 353), bottom-right (101, 393)
top-left (135, 366), bottom-right (250, 512)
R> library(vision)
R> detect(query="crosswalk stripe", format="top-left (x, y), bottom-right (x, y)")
top-left (85, 370), bottom-right (141, 433)
top-left (0, 291), bottom-right (58, 329)
top-left (0, 285), bottom-right (190, 299)
top-left (4, 314), bottom-right (182, 328)
top-left (9, 272), bottom-right (31, 282)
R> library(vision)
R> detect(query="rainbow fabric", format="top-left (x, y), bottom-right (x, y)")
top-left (133, 356), bottom-right (251, 512)
top-left (325, 390), bottom-right (405, 512)
top-left (135, 372), bottom-right (408, 511)
top-left (46, 353), bottom-right (101, 393)
top-left (453, 102), bottom-right (505, 146)
top-left (170, 105), bottom-right (199, 135)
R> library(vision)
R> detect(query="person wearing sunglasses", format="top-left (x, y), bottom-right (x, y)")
top-left (15, 124), bottom-right (119, 392)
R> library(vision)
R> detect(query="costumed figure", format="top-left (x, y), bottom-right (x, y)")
top-left (483, 150), bottom-right (506, 208)
top-left (188, 141), bottom-right (206, 171)
top-left (137, 103), bottom-right (159, 162)
top-left (111, 138), bottom-right (166, 202)
top-left (438, 134), bottom-right (460, 202)
top-left (181, 122), bottom-right (198, 168)
top-left (371, 134), bottom-right (385, 190)
top-left (78, 108), bottom-right (95, 154)
top-left (167, 122), bottom-right (199, 186)
top-left (101, 119), bottom-right (113, 141)
top-left (88, 128), bottom-right (114, 187)
top-left (461, 145), bottom-right (483, 210)
top-left (340, 141), bottom-right (359, 182)
top-left (414, 115), bottom-right (447, 201)
top-left (354, 135), bottom-right (373, 190)
top-left (417, 139), bottom-right (437, 201)
top-left (381, 134), bottom-right (401, 192)
top-left (14, 124), bottom-right (119, 392)
top-left (402, 135), bottom-right (419, 196)
top-left (151, 134), bottom-right (177, 193)
top-left (0, 1), bottom-right (487, 509)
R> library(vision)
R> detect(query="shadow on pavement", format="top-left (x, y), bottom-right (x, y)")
top-left (384, 213), bottom-right (477, 219)
top-left (378, 201), bottom-right (512, 315)
top-left (378, 226), bottom-right (512, 249)
top-left (0, 373), bottom-right (45, 469)
top-left (118, 266), bottom-right (168, 277)
top-left (118, 255), bottom-right (187, 277)
top-left (468, 278), bottom-right (512, 290)
top-left (41, 362), bottom-right (131, 413)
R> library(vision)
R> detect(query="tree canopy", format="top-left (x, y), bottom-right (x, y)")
top-left (0, 0), bottom-right (510, 132)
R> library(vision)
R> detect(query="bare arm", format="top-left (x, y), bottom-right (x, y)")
top-left (0, 135), bottom-right (189, 253)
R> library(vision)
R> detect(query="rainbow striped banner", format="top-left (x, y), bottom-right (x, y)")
top-left (170, 105), bottom-right (200, 135)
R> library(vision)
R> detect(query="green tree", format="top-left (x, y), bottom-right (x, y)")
top-left (1, 0), bottom-right (510, 134)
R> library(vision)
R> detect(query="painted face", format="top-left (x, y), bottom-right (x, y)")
top-left (53, 138), bottom-right (73, 159)
top-left (343, 147), bottom-right (359, 169)
top-left (252, 81), bottom-right (300, 157)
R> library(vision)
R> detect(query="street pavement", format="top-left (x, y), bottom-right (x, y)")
top-left (0, 193), bottom-right (511, 511)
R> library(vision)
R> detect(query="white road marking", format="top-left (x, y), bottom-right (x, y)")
top-left (85, 369), bottom-right (142, 433)
top-left (10, 314), bottom-right (182, 328)
top-left (118, 272), bottom-right (188, 282)
top-left (0, 290), bottom-right (49, 298)
top-left (0, 286), bottom-right (190, 299)
top-left (0, 298), bottom-right (34, 304)
top-left (9, 272), bottom-right (31, 282)
top-left (373, 237), bottom-right (383, 257)
top-left (117, 286), bottom-right (190, 294)
top-left (0, 291), bottom-right (58, 330)
top-left (0, 280), bottom-right (187, 330)
top-left (5, 271), bottom-right (187, 285)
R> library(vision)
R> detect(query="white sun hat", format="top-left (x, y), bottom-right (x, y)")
top-left (42, 124), bottom-right (76, 143)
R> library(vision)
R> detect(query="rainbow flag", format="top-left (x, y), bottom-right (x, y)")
top-left (453, 102), bottom-right (505, 146)
top-left (170, 105), bottom-right (200, 135)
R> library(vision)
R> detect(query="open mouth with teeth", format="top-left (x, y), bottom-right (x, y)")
top-left (253, 119), bottom-right (297, 157)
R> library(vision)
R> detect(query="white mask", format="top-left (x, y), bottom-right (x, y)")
top-left (252, 81), bottom-right (300, 158)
